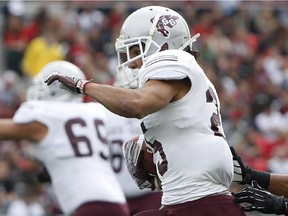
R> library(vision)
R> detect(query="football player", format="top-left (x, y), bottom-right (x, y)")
top-left (45, 6), bottom-right (246, 216)
top-left (0, 61), bottom-right (129, 216)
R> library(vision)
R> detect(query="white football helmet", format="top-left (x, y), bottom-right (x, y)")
top-left (26, 60), bottom-right (86, 102)
top-left (115, 5), bottom-right (198, 89)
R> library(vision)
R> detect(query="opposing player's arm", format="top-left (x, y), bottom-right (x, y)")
top-left (0, 119), bottom-right (48, 143)
top-left (231, 146), bottom-right (288, 197)
top-left (268, 174), bottom-right (288, 197)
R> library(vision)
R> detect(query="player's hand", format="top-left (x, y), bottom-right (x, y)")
top-left (230, 146), bottom-right (271, 189)
top-left (230, 146), bottom-right (252, 184)
top-left (233, 180), bottom-right (287, 215)
top-left (122, 135), bottom-right (153, 190)
top-left (45, 72), bottom-right (92, 95)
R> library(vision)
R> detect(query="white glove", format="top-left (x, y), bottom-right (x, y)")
top-left (122, 135), bottom-right (153, 190)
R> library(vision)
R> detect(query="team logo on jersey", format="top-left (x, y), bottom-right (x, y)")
top-left (150, 15), bottom-right (179, 37)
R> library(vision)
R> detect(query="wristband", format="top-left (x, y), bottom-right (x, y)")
top-left (247, 167), bottom-right (270, 189)
top-left (76, 79), bottom-right (93, 95)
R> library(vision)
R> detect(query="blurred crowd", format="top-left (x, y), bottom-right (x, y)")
top-left (0, 0), bottom-right (288, 215)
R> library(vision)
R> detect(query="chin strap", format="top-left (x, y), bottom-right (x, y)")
top-left (145, 14), bottom-right (161, 56)
top-left (179, 33), bottom-right (201, 51)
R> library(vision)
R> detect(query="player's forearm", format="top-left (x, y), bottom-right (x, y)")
top-left (0, 120), bottom-right (47, 142)
top-left (84, 83), bottom-right (145, 118)
top-left (268, 174), bottom-right (288, 197)
top-left (0, 119), bottom-right (22, 140)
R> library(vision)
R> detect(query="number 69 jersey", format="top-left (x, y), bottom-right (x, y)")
top-left (13, 100), bottom-right (126, 215)
top-left (139, 49), bottom-right (233, 206)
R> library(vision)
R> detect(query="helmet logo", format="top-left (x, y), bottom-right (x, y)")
top-left (151, 15), bottom-right (179, 37)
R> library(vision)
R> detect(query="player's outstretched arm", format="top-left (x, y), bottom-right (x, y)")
top-left (269, 174), bottom-right (288, 197)
top-left (233, 180), bottom-right (288, 215)
top-left (46, 74), bottom-right (177, 119)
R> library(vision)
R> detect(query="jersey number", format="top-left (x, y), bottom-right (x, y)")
top-left (109, 139), bottom-right (123, 173)
top-left (206, 87), bottom-right (224, 137)
top-left (65, 118), bottom-right (108, 159)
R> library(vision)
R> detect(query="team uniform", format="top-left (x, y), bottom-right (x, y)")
top-left (13, 101), bottom-right (129, 216)
top-left (105, 110), bottom-right (162, 215)
top-left (138, 49), bottom-right (245, 216)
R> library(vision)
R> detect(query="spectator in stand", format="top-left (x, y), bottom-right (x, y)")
top-left (262, 45), bottom-right (288, 87)
top-left (267, 144), bottom-right (288, 174)
top-left (0, 155), bottom-right (16, 214)
top-left (2, 13), bottom-right (28, 77)
top-left (21, 14), bottom-right (66, 78)
top-left (254, 97), bottom-right (286, 158)
top-left (6, 180), bottom-right (45, 216)
top-left (23, 8), bottom-right (49, 43)
top-left (76, 2), bottom-right (105, 33)
top-left (191, 10), bottom-right (215, 40)
top-left (0, 71), bottom-right (21, 118)
top-left (59, 2), bottom-right (80, 46)
top-left (65, 32), bottom-right (95, 80)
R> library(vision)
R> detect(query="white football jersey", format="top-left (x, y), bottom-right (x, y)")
top-left (105, 110), bottom-right (151, 198)
top-left (139, 49), bottom-right (233, 205)
top-left (13, 101), bottom-right (126, 215)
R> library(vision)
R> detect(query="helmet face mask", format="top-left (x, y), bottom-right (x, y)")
top-left (115, 37), bottom-right (161, 88)
top-left (115, 6), bottom-right (191, 89)
top-left (26, 61), bottom-right (86, 102)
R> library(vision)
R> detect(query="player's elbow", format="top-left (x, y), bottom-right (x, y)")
top-left (129, 105), bottom-right (147, 119)
top-left (127, 98), bottom-right (149, 119)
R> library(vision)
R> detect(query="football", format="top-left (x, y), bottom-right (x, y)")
top-left (134, 136), bottom-right (157, 175)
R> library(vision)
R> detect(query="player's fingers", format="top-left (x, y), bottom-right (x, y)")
top-left (234, 195), bottom-right (254, 203)
top-left (45, 76), bottom-right (56, 85)
top-left (251, 181), bottom-right (267, 193)
top-left (242, 205), bottom-right (257, 212)
top-left (230, 146), bottom-right (236, 157)
top-left (232, 190), bottom-right (256, 203)
top-left (231, 188), bottom-right (251, 198)
top-left (45, 73), bottom-right (60, 85)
